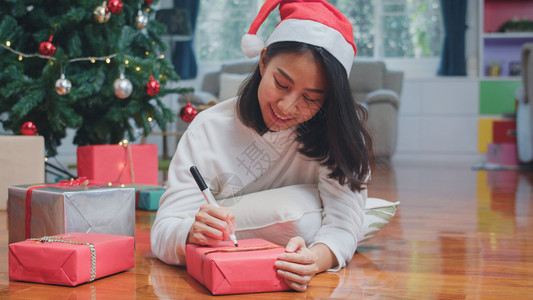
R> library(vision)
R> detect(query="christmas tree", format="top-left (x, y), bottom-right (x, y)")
top-left (0, 0), bottom-right (192, 156)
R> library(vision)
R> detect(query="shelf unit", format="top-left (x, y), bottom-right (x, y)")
top-left (477, 0), bottom-right (533, 154)
top-left (479, 0), bottom-right (533, 78)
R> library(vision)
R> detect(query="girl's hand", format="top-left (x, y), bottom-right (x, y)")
top-left (274, 236), bottom-right (319, 292)
top-left (187, 203), bottom-right (236, 246)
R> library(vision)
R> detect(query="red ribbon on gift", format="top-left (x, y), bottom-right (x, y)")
top-left (24, 177), bottom-right (94, 239)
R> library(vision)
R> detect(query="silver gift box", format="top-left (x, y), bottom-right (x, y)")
top-left (8, 184), bottom-right (135, 244)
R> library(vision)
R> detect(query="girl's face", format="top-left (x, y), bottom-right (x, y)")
top-left (258, 50), bottom-right (328, 132)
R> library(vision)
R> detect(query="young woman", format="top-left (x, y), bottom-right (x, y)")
top-left (151, 0), bottom-right (373, 292)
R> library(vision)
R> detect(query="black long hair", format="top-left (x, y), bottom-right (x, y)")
top-left (236, 41), bottom-right (374, 192)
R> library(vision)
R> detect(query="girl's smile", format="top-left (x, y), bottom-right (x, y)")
top-left (270, 105), bottom-right (293, 123)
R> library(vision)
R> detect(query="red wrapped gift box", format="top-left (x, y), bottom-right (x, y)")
top-left (9, 233), bottom-right (134, 286)
top-left (186, 239), bottom-right (290, 295)
top-left (487, 143), bottom-right (518, 166)
top-left (493, 120), bottom-right (516, 144)
top-left (77, 144), bottom-right (158, 185)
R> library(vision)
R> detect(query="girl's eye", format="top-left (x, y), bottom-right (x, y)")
top-left (274, 78), bottom-right (288, 89)
top-left (303, 94), bottom-right (319, 102)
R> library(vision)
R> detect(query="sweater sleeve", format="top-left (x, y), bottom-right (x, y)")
top-left (151, 99), bottom-right (247, 266)
top-left (308, 166), bottom-right (367, 271)
top-left (150, 127), bottom-right (209, 266)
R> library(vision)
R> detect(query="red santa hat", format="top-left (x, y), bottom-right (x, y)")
top-left (241, 0), bottom-right (357, 76)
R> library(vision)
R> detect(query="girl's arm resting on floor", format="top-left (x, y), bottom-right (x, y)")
top-left (310, 242), bottom-right (338, 272)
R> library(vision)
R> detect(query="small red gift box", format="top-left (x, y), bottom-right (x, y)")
top-left (9, 233), bottom-right (134, 286)
top-left (77, 144), bottom-right (158, 185)
top-left (493, 120), bottom-right (516, 144)
top-left (487, 143), bottom-right (518, 166)
top-left (186, 239), bottom-right (290, 295)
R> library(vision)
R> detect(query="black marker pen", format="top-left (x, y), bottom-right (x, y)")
top-left (190, 166), bottom-right (238, 247)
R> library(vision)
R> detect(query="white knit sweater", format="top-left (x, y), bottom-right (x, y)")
top-left (150, 98), bottom-right (367, 270)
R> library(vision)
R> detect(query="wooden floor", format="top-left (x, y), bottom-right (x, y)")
top-left (1, 158), bottom-right (533, 299)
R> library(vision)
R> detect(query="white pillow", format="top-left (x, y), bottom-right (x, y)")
top-left (218, 73), bottom-right (249, 101)
top-left (230, 184), bottom-right (322, 246)
top-left (227, 184), bottom-right (399, 246)
top-left (359, 197), bottom-right (400, 243)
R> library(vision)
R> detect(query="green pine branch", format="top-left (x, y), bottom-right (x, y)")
top-left (0, 0), bottom-right (193, 156)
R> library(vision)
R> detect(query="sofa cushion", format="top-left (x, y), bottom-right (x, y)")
top-left (349, 61), bottom-right (386, 94)
top-left (220, 60), bottom-right (258, 75)
top-left (219, 73), bottom-right (249, 101)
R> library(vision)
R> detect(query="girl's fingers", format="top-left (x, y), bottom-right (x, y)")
top-left (278, 251), bottom-right (317, 264)
top-left (190, 220), bottom-right (224, 240)
top-left (277, 268), bottom-right (313, 285)
top-left (275, 259), bottom-right (318, 277)
top-left (194, 204), bottom-right (237, 241)
top-left (285, 236), bottom-right (306, 252)
top-left (274, 238), bottom-right (319, 292)
top-left (285, 280), bottom-right (308, 292)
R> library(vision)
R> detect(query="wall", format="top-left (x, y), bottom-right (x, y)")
top-left (396, 77), bottom-right (483, 162)
top-left (389, 0), bottom-right (483, 162)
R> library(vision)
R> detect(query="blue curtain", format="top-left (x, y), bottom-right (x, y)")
top-left (438, 0), bottom-right (467, 76)
top-left (173, 0), bottom-right (199, 79)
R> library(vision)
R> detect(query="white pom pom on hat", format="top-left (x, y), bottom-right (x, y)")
top-left (241, 0), bottom-right (357, 76)
top-left (241, 33), bottom-right (265, 58)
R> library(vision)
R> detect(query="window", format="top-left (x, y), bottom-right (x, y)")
top-left (195, 0), bottom-right (259, 62)
top-left (195, 0), bottom-right (443, 62)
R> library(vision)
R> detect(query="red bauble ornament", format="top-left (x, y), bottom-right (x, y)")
top-left (145, 0), bottom-right (154, 5)
top-left (20, 121), bottom-right (38, 135)
top-left (107, 0), bottom-right (123, 14)
top-left (38, 36), bottom-right (56, 56)
top-left (180, 101), bottom-right (197, 123)
top-left (145, 75), bottom-right (160, 96)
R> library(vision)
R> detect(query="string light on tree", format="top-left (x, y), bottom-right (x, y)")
top-left (20, 121), bottom-right (38, 135)
top-left (55, 74), bottom-right (72, 96)
top-left (107, 0), bottom-right (123, 14)
top-left (38, 35), bottom-right (56, 56)
top-left (145, 75), bottom-right (160, 96)
top-left (93, 1), bottom-right (110, 23)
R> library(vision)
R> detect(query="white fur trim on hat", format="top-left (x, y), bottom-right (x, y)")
top-left (266, 19), bottom-right (355, 76)
top-left (241, 33), bottom-right (265, 58)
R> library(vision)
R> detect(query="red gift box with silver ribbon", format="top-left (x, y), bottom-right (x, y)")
top-left (9, 233), bottom-right (134, 286)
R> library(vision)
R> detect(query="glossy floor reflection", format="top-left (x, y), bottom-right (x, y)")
top-left (1, 158), bottom-right (532, 298)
